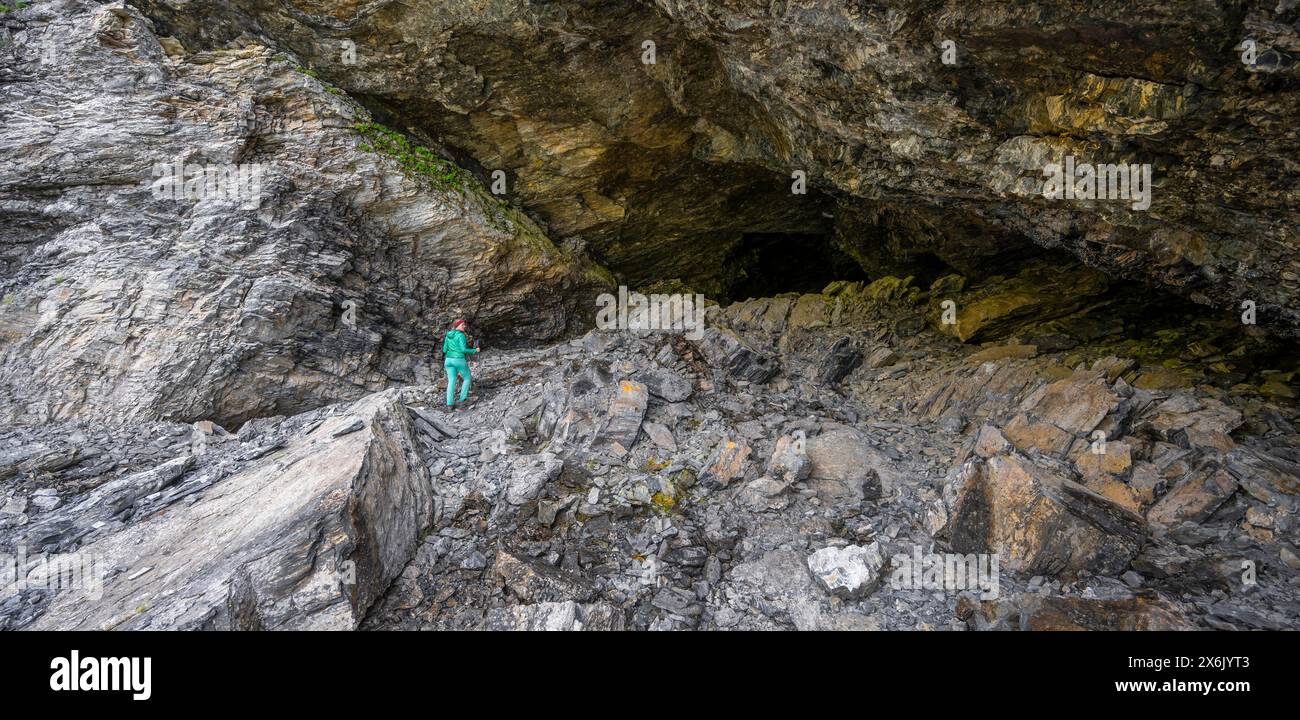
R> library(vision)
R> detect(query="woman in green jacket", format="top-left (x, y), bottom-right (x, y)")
top-left (443, 319), bottom-right (479, 409)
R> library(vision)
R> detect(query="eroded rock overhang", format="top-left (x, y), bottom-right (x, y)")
top-left (137, 0), bottom-right (1300, 330)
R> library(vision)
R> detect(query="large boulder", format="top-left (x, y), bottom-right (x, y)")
top-left (806, 543), bottom-right (886, 599)
top-left (805, 426), bottom-right (893, 501)
top-left (24, 391), bottom-right (433, 630)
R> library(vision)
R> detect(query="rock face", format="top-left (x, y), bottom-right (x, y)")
top-left (3, 0), bottom-right (1300, 634)
top-left (0, 0), bottom-right (609, 427)
top-left (931, 262), bottom-right (1111, 343)
top-left (137, 0), bottom-right (1300, 331)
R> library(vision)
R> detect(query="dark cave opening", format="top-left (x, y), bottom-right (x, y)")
top-left (713, 228), bottom-right (1300, 392)
top-left (724, 232), bottom-right (870, 303)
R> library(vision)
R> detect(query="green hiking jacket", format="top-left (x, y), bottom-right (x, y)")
top-left (442, 329), bottom-right (478, 360)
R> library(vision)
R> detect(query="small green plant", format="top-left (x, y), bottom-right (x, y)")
top-left (353, 121), bottom-right (470, 191)
top-left (52, 276), bottom-right (64, 285)
top-left (286, 61), bottom-right (320, 80)
top-left (1, 294), bottom-right (12, 305)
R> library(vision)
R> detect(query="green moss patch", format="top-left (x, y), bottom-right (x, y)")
top-left (353, 121), bottom-right (471, 192)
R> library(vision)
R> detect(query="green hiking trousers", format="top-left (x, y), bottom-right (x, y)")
top-left (445, 357), bottom-right (471, 406)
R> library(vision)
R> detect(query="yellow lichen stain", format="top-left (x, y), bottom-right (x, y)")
top-left (642, 456), bottom-right (670, 473)
top-left (650, 491), bottom-right (676, 514)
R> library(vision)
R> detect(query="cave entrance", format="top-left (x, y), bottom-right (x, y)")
top-left (725, 232), bottom-right (869, 303)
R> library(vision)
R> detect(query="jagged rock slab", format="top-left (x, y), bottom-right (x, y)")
top-left (1147, 460), bottom-right (1238, 528)
top-left (638, 367), bottom-right (693, 403)
top-left (642, 421), bottom-right (677, 452)
top-left (699, 436), bottom-right (752, 490)
top-left (767, 433), bottom-right (811, 484)
top-left (1017, 370), bottom-right (1121, 436)
top-left (495, 549), bottom-right (597, 603)
top-left (592, 380), bottom-right (649, 453)
top-left (698, 327), bottom-right (779, 384)
top-left (944, 453), bottom-right (1145, 578)
top-left (538, 359), bottom-right (617, 450)
top-left (961, 593), bottom-right (1197, 631)
top-left (483, 601), bottom-right (624, 631)
top-left (25, 456), bottom-right (195, 553)
top-left (813, 336), bottom-right (863, 385)
top-left (504, 454), bottom-right (563, 506)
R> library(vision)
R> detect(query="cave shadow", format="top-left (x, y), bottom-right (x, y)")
top-left (724, 232), bottom-right (870, 303)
